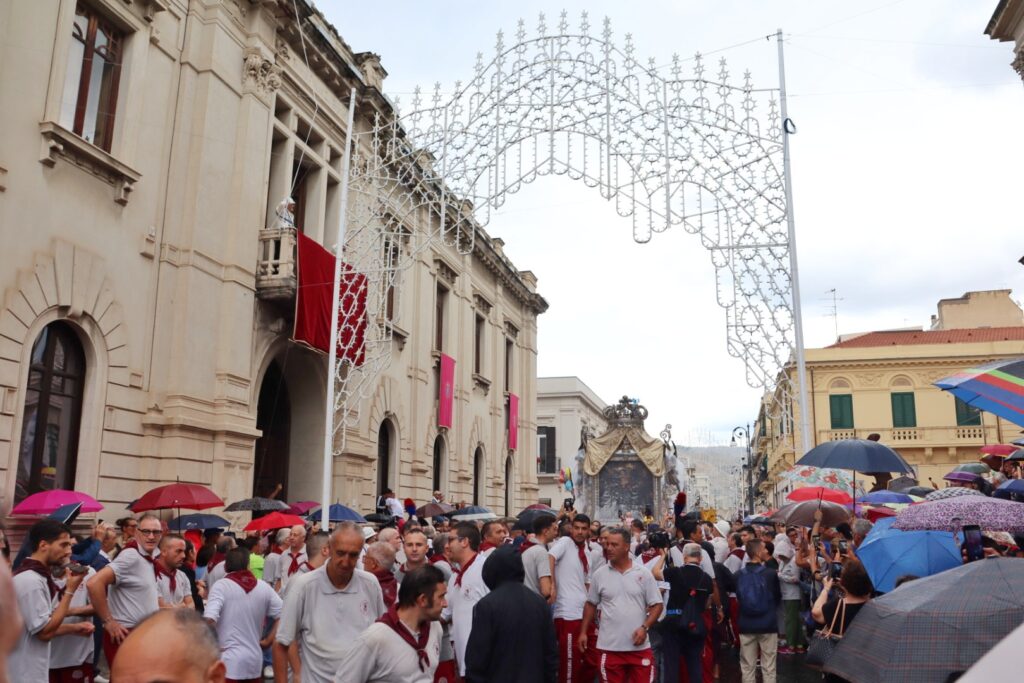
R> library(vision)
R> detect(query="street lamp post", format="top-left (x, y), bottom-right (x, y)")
top-left (731, 425), bottom-right (754, 516)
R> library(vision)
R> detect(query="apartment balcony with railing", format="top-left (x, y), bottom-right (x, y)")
top-left (817, 425), bottom-right (1001, 447)
top-left (256, 227), bottom-right (297, 300)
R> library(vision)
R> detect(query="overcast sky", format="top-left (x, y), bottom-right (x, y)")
top-left (321, 0), bottom-right (1023, 446)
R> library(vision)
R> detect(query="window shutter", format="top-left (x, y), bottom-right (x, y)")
top-left (891, 392), bottom-right (916, 428)
top-left (830, 395), bottom-right (854, 430)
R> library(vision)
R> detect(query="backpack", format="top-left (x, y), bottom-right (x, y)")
top-left (737, 565), bottom-right (773, 617)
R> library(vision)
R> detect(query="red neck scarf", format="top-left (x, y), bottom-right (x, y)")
top-left (640, 548), bottom-right (659, 564)
top-left (454, 552), bottom-right (478, 587)
top-left (378, 608), bottom-right (431, 672)
top-left (14, 559), bottom-right (63, 601)
top-left (225, 569), bottom-right (258, 593)
top-left (729, 548), bottom-right (745, 560)
top-left (429, 554), bottom-right (448, 565)
top-left (124, 540), bottom-right (162, 584)
top-left (575, 541), bottom-right (589, 574)
top-left (207, 552), bottom-right (225, 572)
top-left (479, 541), bottom-right (496, 552)
top-left (372, 567), bottom-right (399, 606)
top-left (155, 561), bottom-right (178, 592)
top-left (287, 551), bottom-right (303, 576)
top-left (519, 539), bottom-right (537, 553)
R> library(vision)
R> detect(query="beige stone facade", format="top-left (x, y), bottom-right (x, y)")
top-left (752, 291), bottom-right (1024, 508)
top-left (535, 377), bottom-right (608, 507)
top-left (0, 0), bottom-right (546, 520)
top-left (986, 0), bottom-right (1024, 84)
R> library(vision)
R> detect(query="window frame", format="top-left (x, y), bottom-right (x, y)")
top-left (829, 394), bottom-right (854, 430)
top-left (890, 392), bottom-right (917, 428)
top-left (954, 397), bottom-right (982, 427)
top-left (65, 3), bottom-right (125, 152)
top-left (537, 425), bottom-right (557, 475)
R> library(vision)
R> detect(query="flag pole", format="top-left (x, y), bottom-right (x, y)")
top-left (321, 87), bottom-right (359, 527)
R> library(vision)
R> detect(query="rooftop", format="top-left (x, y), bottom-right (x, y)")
top-left (827, 326), bottom-right (1024, 349)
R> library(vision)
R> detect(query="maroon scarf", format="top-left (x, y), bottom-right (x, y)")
top-left (154, 562), bottom-right (178, 592)
top-left (287, 551), bottom-right (304, 576)
top-left (519, 539), bottom-right (537, 554)
top-left (454, 552), bottom-right (478, 587)
top-left (124, 540), bottom-right (162, 584)
top-left (14, 559), bottom-right (63, 601)
top-left (479, 541), bottom-right (496, 553)
top-left (575, 541), bottom-right (590, 574)
top-left (224, 569), bottom-right (258, 593)
top-left (372, 567), bottom-right (398, 606)
top-left (206, 552), bottom-right (226, 572)
top-left (378, 608), bottom-right (431, 672)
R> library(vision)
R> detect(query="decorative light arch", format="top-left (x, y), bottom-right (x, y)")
top-left (318, 14), bottom-right (810, 513)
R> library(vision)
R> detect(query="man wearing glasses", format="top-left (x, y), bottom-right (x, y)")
top-left (88, 514), bottom-right (163, 666)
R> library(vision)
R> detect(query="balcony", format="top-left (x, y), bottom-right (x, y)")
top-left (256, 227), bottom-right (297, 300)
top-left (817, 425), bottom-right (1001, 447)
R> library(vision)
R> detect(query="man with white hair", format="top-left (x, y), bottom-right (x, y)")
top-left (362, 542), bottom-right (399, 607)
top-left (275, 525), bottom-right (307, 594)
top-left (263, 528), bottom-right (291, 588)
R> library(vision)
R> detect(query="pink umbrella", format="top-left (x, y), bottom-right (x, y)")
top-left (288, 501), bottom-right (320, 515)
top-left (12, 489), bottom-right (104, 515)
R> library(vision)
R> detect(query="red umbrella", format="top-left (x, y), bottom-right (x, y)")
top-left (12, 490), bottom-right (104, 515)
top-left (288, 501), bottom-right (320, 515)
top-left (980, 444), bottom-right (1018, 456)
top-left (864, 505), bottom-right (898, 523)
top-left (787, 486), bottom-right (853, 505)
top-left (130, 483), bottom-right (223, 512)
top-left (244, 511), bottom-right (305, 531)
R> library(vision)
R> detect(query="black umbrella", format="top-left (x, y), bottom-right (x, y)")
top-left (905, 486), bottom-right (936, 498)
top-left (224, 497), bottom-right (289, 512)
top-left (1006, 449), bottom-right (1024, 462)
top-left (514, 508), bottom-right (559, 532)
top-left (169, 513), bottom-right (230, 531)
top-left (797, 439), bottom-right (913, 474)
top-left (887, 475), bottom-right (918, 493)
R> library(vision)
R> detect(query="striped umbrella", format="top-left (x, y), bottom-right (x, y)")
top-left (924, 487), bottom-right (985, 502)
top-left (934, 358), bottom-right (1024, 428)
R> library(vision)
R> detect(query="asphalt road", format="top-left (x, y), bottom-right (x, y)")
top-left (717, 650), bottom-right (823, 682)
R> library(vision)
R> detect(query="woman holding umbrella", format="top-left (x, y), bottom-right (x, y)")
top-left (810, 559), bottom-right (874, 680)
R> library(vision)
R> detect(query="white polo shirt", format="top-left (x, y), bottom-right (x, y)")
top-left (108, 547), bottom-right (160, 628)
top-left (670, 544), bottom-right (715, 580)
top-left (522, 543), bottom-right (551, 596)
top-left (206, 576), bottom-right (283, 680)
top-left (206, 560), bottom-right (226, 592)
top-left (278, 549), bottom-right (308, 592)
top-left (549, 537), bottom-right (590, 620)
top-left (335, 621), bottom-right (443, 683)
top-left (387, 497), bottom-right (406, 518)
top-left (586, 564), bottom-right (663, 652)
top-left (51, 568), bottom-right (96, 668)
top-left (444, 553), bottom-right (488, 676)
top-left (276, 565), bottom-right (386, 683)
top-left (263, 551), bottom-right (282, 585)
top-left (10, 570), bottom-right (55, 681)
top-left (156, 568), bottom-right (191, 606)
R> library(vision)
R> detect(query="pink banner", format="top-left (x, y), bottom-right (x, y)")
top-left (508, 393), bottom-right (519, 450)
top-left (439, 354), bottom-right (455, 429)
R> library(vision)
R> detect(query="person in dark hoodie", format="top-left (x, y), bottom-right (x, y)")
top-left (464, 545), bottom-right (557, 683)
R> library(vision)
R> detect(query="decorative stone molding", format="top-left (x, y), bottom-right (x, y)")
top-left (275, 36), bottom-right (290, 62)
top-left (0, 165), bottom-right (7, 192)
top-left (472, 293), bottom-right (493, 314)
top-left (1013, 47), bottom-right (1024, 83)
top-left (243, 49), bottom-right (282, 94)
top-left (39, 122), bottom-right (141, 205)
top-left (852, 371), bottom-right (883, 386)
top-left (434, 257), bottom-right (458, 286)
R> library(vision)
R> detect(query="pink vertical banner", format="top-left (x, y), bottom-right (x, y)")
top-left (508, 393), bottom-right (519, 450)
top-left (439, 354), bottom-right (455, 429)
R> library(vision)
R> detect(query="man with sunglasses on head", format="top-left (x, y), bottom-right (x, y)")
top-left (88, 514), bottom-right (162, 666)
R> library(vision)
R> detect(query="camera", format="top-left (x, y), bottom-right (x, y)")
top-left (563, 497), bottom-right (575, 511)
top-left (838, 539), bottom-right (849, 555)
top-left (648, 531), bottom-right (671, 549)
top-left (829, 562), bottom-right (843, 580)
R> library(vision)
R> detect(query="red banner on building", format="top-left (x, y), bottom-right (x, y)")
top-left (508, 392), bottom-right (519, 450)
top-left (293, 231), bottom-right (366, 366)
top-left (439, 354), bottom-right (455, 429)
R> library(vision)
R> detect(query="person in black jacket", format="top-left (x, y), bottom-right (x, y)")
top-left (464, 545), bottom-right (557, 683)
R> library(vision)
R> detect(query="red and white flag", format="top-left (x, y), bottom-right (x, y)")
top-left (439, 354), bottom-right (455, 429)
top-left (508, 393), bottom-right (519, 450)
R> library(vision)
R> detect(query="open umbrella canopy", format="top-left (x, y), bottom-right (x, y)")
top-left (514, 508), bottom-right (559, 531)
top-left (824, 559), bottom-right (1024, 683)
top-left (449, 505), bottom-right (497, 521)
top-left (893, 496), bottom-right (1024, 533)
top-left (924, 487), bottom-right (985, 502)
top-left (779, 466), bottom-right (863, 495)
top-left (980, 444), bottom-right (1018, 456)
top-left (771, 500), bottom-right (849, 528)
top-left (416, 502), bottom-right (454, 518)
top-left (308, 504), bottom-right (366, 523)
top-left (168, 513), bottom-right (230, 531)
top-left (960, 621), bottom-right (1024, 682)
top-left (943, 471), bottom-right (980, 484)
top-left (12, 489), bottom-right (103, 515)
top-left (796, 439), bottom-right (914, 474)
top-left (934, 358), bottom-right (1024, 429)
top-left (520, 503), bottom-right (558, 515)
top-left (787, 487), bottom-right (852, 504)
top-left (953, 463), bottom-right (993, 476)
top-left (856, 517), bottom-right (961, 593)
top-left (863, 505), bottom-right (898, 523)
top-left (905, 486), bottom-right (935, 497)
top-left (243, 511), bottom-right (305, 531)
top-left (288, 501), bottom-right (320, 515)
top-left (1006, 448), bottom-right (1024, 462)
top-left (886, 475), bottom-right (919, 493)
top-left (224, 497), bottom-right (289, 512)
top-left (858, 491), bottom-right (916, 505)
top-left (130, 483), bottom-right (223, 512)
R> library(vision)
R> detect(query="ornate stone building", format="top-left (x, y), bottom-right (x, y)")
top-left (751, 291), bottom-right (1024, 508)
top-left (535, 376), bottom-right (608, 507)
top-left (986, 0), bottom-right (1024, 84)
top-left (0, 0), bottom-right (547, 520)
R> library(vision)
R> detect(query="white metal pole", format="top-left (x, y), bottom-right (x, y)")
top-left (776, 29), bottom-right (812, 456)
top-left (321, 87), bottom-right (359, 526)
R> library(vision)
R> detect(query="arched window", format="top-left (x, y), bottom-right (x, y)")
top-left (432, 435), bottom-right (446, 493)
top-left (377, 419), bottom-right (395, 495)
top-left (16, 322), bottom-right (85, 504)
top-left (504, 456), bottom-right (514, 516)
top-left (473, 447), bottom-right (484, 506)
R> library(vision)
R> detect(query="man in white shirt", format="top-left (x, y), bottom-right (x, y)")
top-left (479, 520), bottom-right (509, 555)
top-left (549, 514), bottom-right (599, 683)
top-left (579, 528), bottom-right (663, 683)
top-left (336, 565), bottom-right (447, 683)
top-left (273, 522), bottom-right (386, 683)
top-left (395, 527), bottom-right (431, 584)
top-left (49, 563), bottom-right (96, 681)
top-left (204, 537), bottom-right (235, 592)
top-left (443, 522), bottom-right (489, 678)
top-left (275, 525), bottom-right (308, 594)
top-left (278, 531), bottom-right (330, 677)
top-left (522, 514), bottom-right (558, 601)
top-left (89, 513), bottom-right (162, 666)
top-left (155, 534), bottom-right (194, 609)
top-left (263, 528), bottom-right (290, 588)
top-left (11, 520), bottom-right (92, 682)
top-left (205, 547), bottom-right (283, 682)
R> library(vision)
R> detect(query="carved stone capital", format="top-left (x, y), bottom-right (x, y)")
top-left (243, 49), bottom-right (281, 94)
top-left (1013, 47), bottom-right (1024, 83)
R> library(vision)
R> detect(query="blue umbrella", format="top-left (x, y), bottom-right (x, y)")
top-left (797, 439), bottom-right (914, 474)
top-left (860, 491), bottom-right (915, 505)
top-left (168, 513), bottom-right (230, 531)
top-left (308, 503), bottom-right (366, 523)
top-left (856, 517), bottom-right (962, 593)
top-left (934, 358), bottom-right (1024, 428)
top-left (998, 479), bottom-right (1024, 494)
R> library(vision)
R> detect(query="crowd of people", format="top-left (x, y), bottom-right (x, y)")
top-left (1, 480), bottom-right (1019, 683)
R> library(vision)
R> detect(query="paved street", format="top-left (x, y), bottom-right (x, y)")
top-left (717, 651), bottom-right (821, 683)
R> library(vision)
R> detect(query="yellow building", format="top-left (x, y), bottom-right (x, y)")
top-left (752, 291), bottom-right (1024, 508)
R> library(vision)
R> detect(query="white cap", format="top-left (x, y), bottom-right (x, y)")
top-left (362, 526), bottom-right (377, 541)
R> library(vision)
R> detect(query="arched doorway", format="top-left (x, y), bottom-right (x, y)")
top-left (15, 322), bottom-right (85, 504)
top-left (504, 455), bottom-right (514, 516)
top-left (472, 447), bottom-right (484, 506)
top-left (377, 419), bottom-right (395, 495)
top-left (432, 435), bottom-right (446, 494)
top-left (254, 360), bottom-right (290, 500)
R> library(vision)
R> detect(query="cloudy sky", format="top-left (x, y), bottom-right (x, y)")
top-left (321, 0), bottom-right (1023, 445)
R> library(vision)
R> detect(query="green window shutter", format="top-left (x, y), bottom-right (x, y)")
top-left (830, 394), bottom-right (854, 430)
top-left (955, 397), bottom-right (982, 426)
top-left (891, 392), bottom-right (916, 428)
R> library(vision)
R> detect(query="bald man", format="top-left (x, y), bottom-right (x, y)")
top-left (110, 609), bottom-right (226, 683)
